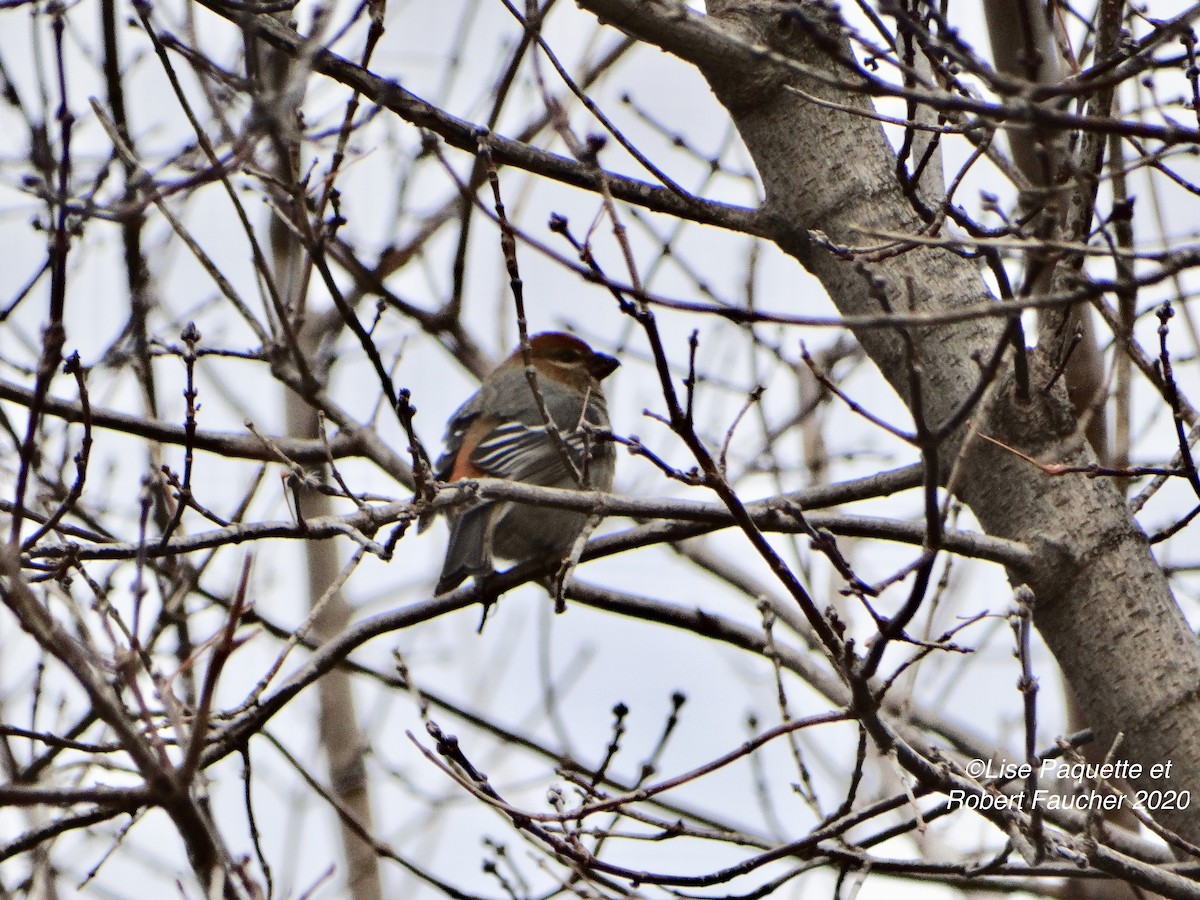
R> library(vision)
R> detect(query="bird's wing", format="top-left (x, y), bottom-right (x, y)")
top-left (442, 372), bottom-right (609, 486)
top-left (434, 393), bottom-right (485, 482)
top-left (474, 372), bottom-right (613, 485)
top-left (469, 420), bottom-right (594, 487)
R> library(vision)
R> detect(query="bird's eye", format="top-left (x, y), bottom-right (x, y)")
top-left (557, 349), bottom-right (580, 362)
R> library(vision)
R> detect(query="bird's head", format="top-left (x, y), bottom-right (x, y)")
top-left (505, 332), bottom-right (620, 390)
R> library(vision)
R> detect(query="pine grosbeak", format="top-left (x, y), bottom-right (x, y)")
top-left (433, 332), bottom-right (618, 593)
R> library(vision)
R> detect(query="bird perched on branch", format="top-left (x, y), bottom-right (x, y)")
top-left (431, 332), bottom-right (619, 594)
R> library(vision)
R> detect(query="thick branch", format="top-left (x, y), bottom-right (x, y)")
top-left (578, 0), bottom-right (1200, 845)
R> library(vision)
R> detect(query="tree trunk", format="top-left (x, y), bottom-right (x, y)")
top-left (580, 0), bottom-right (1200, 845)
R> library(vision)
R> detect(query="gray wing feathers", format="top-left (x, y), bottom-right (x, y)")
top-left (434, 392), bottom-right (485, 482)
top-left (472, 421), bottom-right (598, 485)
top-left (457, 370), bottom-right (610, 486)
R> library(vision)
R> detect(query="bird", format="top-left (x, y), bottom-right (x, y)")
top-left (431, 332), bottom-right (619, 594)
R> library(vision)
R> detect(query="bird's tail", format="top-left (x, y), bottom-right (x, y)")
top-left (435, 504), bottom-right (493, 594)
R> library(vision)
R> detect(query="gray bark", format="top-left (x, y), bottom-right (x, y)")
top-left (579, 0), bottom-right (1200, 844)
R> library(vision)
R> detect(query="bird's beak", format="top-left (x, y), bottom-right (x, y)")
top-left (588, 352), bottom-right (620, 380)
